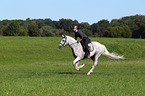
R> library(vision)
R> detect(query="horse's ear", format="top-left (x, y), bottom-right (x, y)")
top-left (62, 34), bottom-right (66, 37)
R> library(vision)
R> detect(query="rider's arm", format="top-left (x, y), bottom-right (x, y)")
top-left (79, 39), bottom-right (82, 41)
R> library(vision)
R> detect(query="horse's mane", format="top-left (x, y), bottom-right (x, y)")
top-left (66, 35), bottom-right (77, 42)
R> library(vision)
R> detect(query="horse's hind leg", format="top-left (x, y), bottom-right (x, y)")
top-left (87, 53), bottom-right (101, 75)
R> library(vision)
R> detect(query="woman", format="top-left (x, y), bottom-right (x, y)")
top-left (73, 26), bottom-right (90, 58)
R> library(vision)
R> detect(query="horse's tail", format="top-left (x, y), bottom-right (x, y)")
top-left (103, 48), bottom-right (124, 59)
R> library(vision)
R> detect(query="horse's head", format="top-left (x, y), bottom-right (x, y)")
top-left (59, 35), bottom-right (68, 49)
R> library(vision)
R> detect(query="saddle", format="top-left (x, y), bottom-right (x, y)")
top-left (83, 43), bottom-right (94, 58)
top-left (88, 43), bottom-right (94, 52)
top-left (80, 39), bottom-right (94, 53)
top-left (80, 39), bottom-right (94, 58)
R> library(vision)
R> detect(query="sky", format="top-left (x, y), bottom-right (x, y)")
top-left (0, 0), bottom-right (145, 24)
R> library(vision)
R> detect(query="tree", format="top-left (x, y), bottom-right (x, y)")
top-left (98, 19), bottom-right (110, 37)
top-left (105, 27), bottom-right (117, 37)
top-left (111, 15), bottom-right (145, 38)
top-left (91, 23), bottom-right (99, 36)
top-left (19, 26), bottom-right (28, 36)
top-left (80, 28), bottom-right (93, 37)
top-left (40, 26), bottom-right (67, 37)
top-left (44, 18), bottom-right (55, 28)
top-left (0, 15), bottom-right (144, 38)
top-left (105, 26), bottom-right (132, 38)
top-left (116, 26), bottom-right (123, 37)
top-left (28, 23), bottom-right (40, 36)
top-left (111, 19), bottom-right (119, 27)
top-left (40, 26), bottom-right (55, 37)
top-left (78, 22), bottom-right (92, 36)
top-left (79, 22), bottom-right (90, 30)
top-left (141, 27), bottom-right (145, 38)
top-left (123, 26), bottom-right (132, 38)
top-left (36, 19), bottom-right (46, 29)
top-left (58, 19), bottom-right (78, 34)
top-left (56, 29), bottom-right (68, 36)
top-left (2, 21), bottom-right (20, 36)
top-left (91, 19), bottom-right (110, 37)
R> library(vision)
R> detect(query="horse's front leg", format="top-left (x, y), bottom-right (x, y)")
top-left (73, 57), bottom-right (81, 71)
top-left (76, 61), bottom-right (85, 69)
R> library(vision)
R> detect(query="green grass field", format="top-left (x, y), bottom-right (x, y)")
top-left (0, 37), bottom-right (145, 96)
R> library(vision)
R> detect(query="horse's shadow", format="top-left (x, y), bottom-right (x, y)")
top-left (28, 71), bottom-right (86, 77)
top-left (56, 71), bottom-right (85, 75)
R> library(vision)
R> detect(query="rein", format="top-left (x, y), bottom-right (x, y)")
top-left (69, 41), bottom-right (79, 46)
top-left (61, 36), bottom-right (79, 47)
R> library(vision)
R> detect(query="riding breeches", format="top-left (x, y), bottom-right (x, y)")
top-left (80, 38), bottom-right (90, 54)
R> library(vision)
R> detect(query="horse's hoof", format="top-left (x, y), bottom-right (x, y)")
top-left (90, 71), bottom-right (93, 73)
top-left (75, 68), bottom-right (80, 71)
top-left (87, 73), bottom-right (90, 75)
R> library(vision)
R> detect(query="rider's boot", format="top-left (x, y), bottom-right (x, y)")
top-left (84, 49), bottom-right (90, 58)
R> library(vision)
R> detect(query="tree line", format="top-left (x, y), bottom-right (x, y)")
top-left (0, 15), bottom-right (145, 38)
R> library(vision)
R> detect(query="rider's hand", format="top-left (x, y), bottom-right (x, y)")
top-left (79, 39), bottom-right (82, 41)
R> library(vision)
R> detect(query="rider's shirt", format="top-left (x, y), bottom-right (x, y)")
top-left (75, 30), bottom-right (88, 40)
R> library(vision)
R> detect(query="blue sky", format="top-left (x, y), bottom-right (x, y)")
top-left (0, 0), bottom-right (145, 24)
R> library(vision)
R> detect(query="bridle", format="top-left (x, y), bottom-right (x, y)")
top-left (60, 36), bottom-right (79, 47)
top-left (59, 36), bottom-right (68, 47)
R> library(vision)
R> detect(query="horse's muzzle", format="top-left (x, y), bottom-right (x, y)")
top-left (59, 45), bottom-right (63, 49)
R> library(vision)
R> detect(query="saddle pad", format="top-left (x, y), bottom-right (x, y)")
top-left (88, 43), bottom-right (94, 52)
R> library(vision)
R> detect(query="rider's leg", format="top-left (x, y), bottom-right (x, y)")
top-left (80, 40), bottom-right (85, 52)
top-left (84, 39), bottom-right (90, 57)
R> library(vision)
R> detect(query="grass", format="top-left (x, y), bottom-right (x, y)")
top-left (0, 37), bottom-right (145, 96)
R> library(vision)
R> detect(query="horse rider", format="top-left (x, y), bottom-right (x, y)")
top-left (73, 26), bottom-right (90, 58)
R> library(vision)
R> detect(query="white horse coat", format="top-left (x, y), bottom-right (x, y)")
top-left (59, 35), bottom-right (124, 75)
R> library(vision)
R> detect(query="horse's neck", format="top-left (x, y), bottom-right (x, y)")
top-left (66, 36), bottom-right (83, 58)
top-left (67, 36), bottom-right (80, 48)
top-left (67, 36), bottom-right (77, 45)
